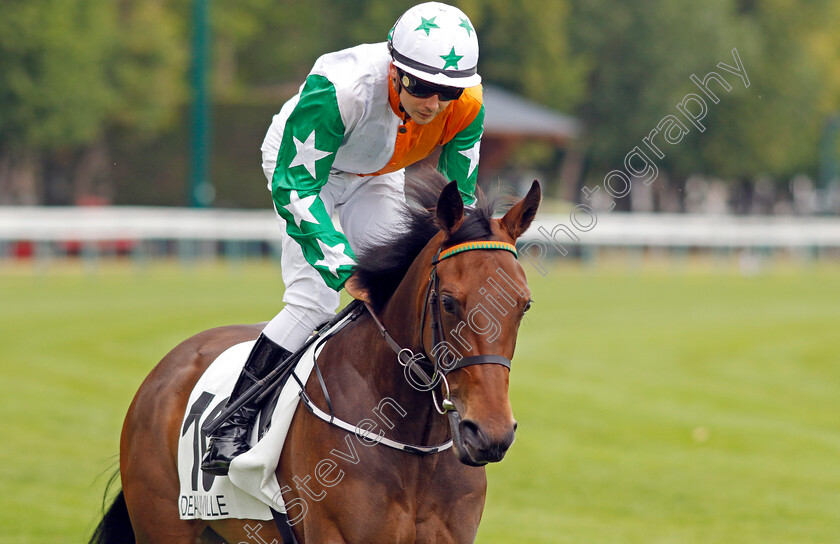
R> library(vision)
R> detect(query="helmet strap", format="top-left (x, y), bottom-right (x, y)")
top-left (388, 64), bottom-right (410, 122)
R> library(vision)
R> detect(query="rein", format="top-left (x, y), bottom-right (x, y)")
top-left (295, 302), bottom-right (454, 455)
top-left (300, 239), bottom-right (520, 456)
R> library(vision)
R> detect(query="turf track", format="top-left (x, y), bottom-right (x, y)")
top-left (0, 259), bottom-right (837, 543)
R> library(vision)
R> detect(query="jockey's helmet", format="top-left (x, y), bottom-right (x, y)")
top-left (388, 2), bottom-right (481, 89)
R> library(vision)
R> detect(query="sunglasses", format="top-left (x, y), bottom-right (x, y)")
top-left (397, 69), bottom-right (464, 101)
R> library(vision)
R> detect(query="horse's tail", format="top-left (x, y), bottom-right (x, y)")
top-left (89, 470), bottom-right (135, 544)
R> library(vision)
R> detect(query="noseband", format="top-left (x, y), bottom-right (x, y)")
top-left (367, 240), bottom-right (519, 413)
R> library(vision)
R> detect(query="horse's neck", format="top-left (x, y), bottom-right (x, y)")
top-left (380, 238), bottom-right (439, 350)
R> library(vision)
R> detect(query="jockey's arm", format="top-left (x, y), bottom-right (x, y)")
top-left (270, 74), bottom-right (355, 291)
top-left (437, 102), bottom-right (485, 207)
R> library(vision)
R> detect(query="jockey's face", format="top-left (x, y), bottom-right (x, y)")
top-left (390, 65), bottom-right (452, 125)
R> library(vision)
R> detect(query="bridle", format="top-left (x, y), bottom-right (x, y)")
top-left (296, 238), bottom-right (522, 456)
top-left (264, 242), bottom-right (522, 544)
top-left (367, 239), bottom-right (519, 414)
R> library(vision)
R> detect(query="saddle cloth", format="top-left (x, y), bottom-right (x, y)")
top-left (177, 336), bottom-right (319, 520)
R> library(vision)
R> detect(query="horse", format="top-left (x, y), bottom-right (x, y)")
top-left (89, 172), bottom-right (541, 544)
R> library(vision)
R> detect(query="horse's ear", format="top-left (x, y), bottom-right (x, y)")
top-left (436, 180), bottom-right (465, 233)
top-left (500, 180), bottom-right (541, 240)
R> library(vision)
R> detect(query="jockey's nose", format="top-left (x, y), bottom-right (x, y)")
top-left (423, 94), bottom-right (442, 110)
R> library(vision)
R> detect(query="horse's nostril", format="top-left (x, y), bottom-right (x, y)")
top-left (458, 419), bottom-right (485, 448)
top-left (512, 420), bottom-right (518, 433)
top-left (455, 418), bottom-right (517, 465)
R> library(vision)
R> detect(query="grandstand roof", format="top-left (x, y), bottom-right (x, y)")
top-left (482, 85), bottom-right (580, 142)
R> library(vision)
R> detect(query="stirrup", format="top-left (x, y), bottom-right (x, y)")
top-left (201, 424), bottom-right (254, 476)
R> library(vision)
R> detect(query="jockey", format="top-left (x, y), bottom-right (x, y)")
top-left (202, 1), bottom-right (484, 475)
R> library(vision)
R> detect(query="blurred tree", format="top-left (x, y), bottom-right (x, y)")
top-left (5, 0), bottom-right (835, 208)
top-left (211, 0), bottom-right (319, 99)
top-left (209, 0), bottom-right (585, 111)
top-left (0, 0), bottom-right (185, 204)
top-left (677, 0), bottom-right (839, 186)
top-left (202, 0), bottom-right (586, 203)
top-left (212, 0), bottom-right (390, 101)
top-left (111, 0), bottom-right (186, 134)
top-left (569, 0), bottom-right (840, 210)
top-left (569, 0), bottom-right (742, 205)
top-left (459, 0), bottom-right (585, 112)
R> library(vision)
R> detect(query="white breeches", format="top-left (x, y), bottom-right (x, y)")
top-left (260, 125), bottom-right (406, 350)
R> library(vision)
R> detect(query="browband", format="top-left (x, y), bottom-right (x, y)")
top-left (435, 241), bottom-right (517, 263)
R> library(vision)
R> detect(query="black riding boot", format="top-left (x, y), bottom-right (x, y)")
top-left (200, 333), bottom-right (293, 476)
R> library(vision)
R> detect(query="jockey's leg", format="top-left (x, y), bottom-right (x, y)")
top-left (200, 169), bottom-right (405, 475)
top-left (201, 173), bottom-right (343, 476)
top-left (199, 332), bottom-right (292, 475)
top-left (333, 170), bottom-right (407, 251)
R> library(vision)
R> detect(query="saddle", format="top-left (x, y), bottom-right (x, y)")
top-left (176, 301), bottom-right (363, 532)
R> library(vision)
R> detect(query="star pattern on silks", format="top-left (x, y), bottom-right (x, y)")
top-left (415, 16), bottom-right (439, 36)
top-left (283, 190), bottom-right (318, 228)
top-left (288, 130), bottom-right (333, 179)
top-left (459, 17), bottom-right (474, 36)
top-left (458, 140), bottom-right (481, 179)
top-left (314, 239), bottom-right (355, 278)
top-left (439, 47), bottom-right (463, 70)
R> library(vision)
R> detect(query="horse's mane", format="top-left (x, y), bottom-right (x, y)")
top-left (352, 167), bottom-right (501, 312)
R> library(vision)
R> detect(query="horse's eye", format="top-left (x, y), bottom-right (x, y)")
top-left (441, 296), bottom-right (458, 315)
top-left (523, 300), bottom-right (533, 313)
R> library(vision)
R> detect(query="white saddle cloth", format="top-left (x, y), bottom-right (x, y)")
top-left (176, 336), bottom-right (319, 520)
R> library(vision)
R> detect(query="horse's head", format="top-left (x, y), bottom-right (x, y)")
top-left (351, 174), bottom-right (541, 466)
top-left (422, 180), bottom-right (541, 466)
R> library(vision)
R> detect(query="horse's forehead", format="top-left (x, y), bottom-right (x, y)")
top-left (444, 248), bottom-right (529, 298)
top-left (432, 220), bottom-right (529, 296)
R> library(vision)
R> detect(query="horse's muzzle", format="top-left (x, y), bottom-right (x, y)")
top-left (448, 411), bottom-right (517, 466)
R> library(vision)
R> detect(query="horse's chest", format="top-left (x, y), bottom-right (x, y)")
top-left (286, 456), bottom-right (486, 543)
top-left (358, 464), bottom-right (486, 543)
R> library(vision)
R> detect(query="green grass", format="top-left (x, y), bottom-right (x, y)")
top-left (1, 258), bottom-right (838, 543)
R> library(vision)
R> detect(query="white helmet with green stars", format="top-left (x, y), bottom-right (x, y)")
top-left (388, 2), bottom-right (481, 88)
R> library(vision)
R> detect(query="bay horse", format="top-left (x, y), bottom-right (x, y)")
top-left (90, 173), bottom-right (541, 544)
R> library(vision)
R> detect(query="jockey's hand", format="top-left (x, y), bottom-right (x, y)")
top-left (344, 274), bottom-right (371, 304)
